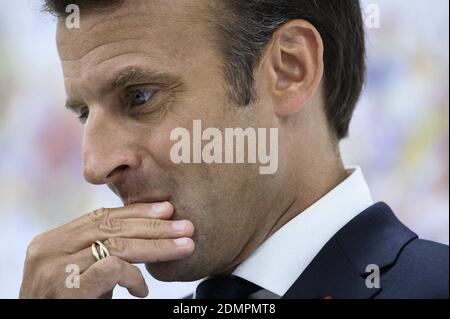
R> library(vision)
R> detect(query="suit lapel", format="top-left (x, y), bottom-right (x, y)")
top-left (282, 237), bottom-right (380, 299)
top-left (282, 203), bottom-right (417, 299)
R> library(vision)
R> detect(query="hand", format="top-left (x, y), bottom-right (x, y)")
top-left (19, 202), bottom-right (195, 299)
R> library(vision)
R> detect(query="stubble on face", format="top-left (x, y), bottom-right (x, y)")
top-left (57, 0), bottom-right (287, 282)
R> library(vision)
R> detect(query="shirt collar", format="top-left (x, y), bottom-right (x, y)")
top-left (232, 166), bottom-right (374, 297)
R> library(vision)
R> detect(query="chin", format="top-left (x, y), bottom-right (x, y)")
top-left (145, 257), bottom-right (207, 282)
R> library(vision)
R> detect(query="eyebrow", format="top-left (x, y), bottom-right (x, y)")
top-left (65, 67), bottom-right (182, 111)
top-left (65, 99), bottom-right (86, 112)
top-left (107, 67), bottom-right (181, 94)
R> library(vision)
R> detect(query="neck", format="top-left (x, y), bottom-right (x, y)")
top-left (266, 156), bottom-right (348, 240)
top-left (219, 146), bottom-right (348, 277)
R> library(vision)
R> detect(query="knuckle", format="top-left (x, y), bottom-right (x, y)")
top-left (146, 219), bottom-right (162, 234)
top-left (89, 258), bottom-right (122, 281)
top-left (26, 234), bottom-right (48, 262)
top-left (88, 207), bottom-right (110, 223)
top-left (104, 237), bottom-right (127, 254)
top-left (150, 239), bottom-right (164, 251)
top-left (89, 265), bottom-right (106, 278)
top-left (97, 215), bottom-right (123, 234)
top-left (85, 266), bottom-right (107, 287)
top-left (103, 256), bottom-right (123, 274)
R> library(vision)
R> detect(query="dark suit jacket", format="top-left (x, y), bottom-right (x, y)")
top-left (188, 203), bottom-right (449, 299)
top-left (283, 202), bottom-right (448, 299)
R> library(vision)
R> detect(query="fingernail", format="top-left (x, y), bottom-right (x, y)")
top-left (172, 220), bottom-right (188, 231)
top-left (174, 238), bottom-right (190, 247)
top-left (150, 202), bottom-right (170, 216)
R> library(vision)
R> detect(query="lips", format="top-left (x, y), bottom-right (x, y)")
top-left (108, 180), bottom-right (172, 206)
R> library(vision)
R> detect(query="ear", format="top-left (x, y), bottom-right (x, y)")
top-left (265, 20), bottom-right (324, 117)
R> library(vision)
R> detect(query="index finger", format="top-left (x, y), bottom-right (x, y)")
top-left (52, 202), bottom-right (174, 253)
top-left (71, 202), bottom-right (174, 229)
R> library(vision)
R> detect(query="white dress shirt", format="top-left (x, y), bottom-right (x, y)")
top-left (229, 166), bottom-right (374, 298)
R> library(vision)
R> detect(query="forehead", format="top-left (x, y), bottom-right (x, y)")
top-left (57, 0), bottom-right (217, 87)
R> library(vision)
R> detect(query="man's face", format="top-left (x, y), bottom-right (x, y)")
top-left (57, 0), bottom-right (287, 281)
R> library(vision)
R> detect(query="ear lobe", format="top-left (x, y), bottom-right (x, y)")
top-left (269, 21), bottom-right (324, 117)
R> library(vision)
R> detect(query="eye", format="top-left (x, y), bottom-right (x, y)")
top-left (126, 88), bottom-right (155, 108)
top-left (77, 106), bottom-right (89, 124)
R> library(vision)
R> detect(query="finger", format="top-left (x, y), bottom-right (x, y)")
top-left (110, 202), bottom-right (174, 220)
top-left (105, 237), bottom-right (196, 264)
top-left (69, 202), bottom-right (174, 231)
top-left (76, 256), bottom-right (148, 299)
top-left (98, 218), bottom-right (195, 240)
top-left (74, 237), bottom-right (195, 272)
top-left (68, 218), bottom-right (194, 255)
top-left (22, 203), bottom-right (175, 270)
top-left (62, 202), bottom-right (176, 253)
top-left (86, 202), bottom-right (174, 222)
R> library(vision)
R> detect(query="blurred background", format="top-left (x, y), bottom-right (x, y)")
top-left (0, 0), bottom-right (448, 298)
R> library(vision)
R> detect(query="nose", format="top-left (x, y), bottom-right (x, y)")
top-left (82, 112), bottom-right (141, 185)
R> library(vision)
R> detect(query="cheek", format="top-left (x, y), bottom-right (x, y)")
top-left (137, 120), bottom-right (179, 170)
top-left (149, 131), bottom-right (175, 166)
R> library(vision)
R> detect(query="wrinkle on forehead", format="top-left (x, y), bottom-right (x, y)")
top-left (56, 0), bottom-right (214, 63)
top-left (57, 0), bottom-right (221, 104)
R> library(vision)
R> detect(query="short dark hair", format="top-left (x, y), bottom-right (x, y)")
top-left (44, 0), bottom-right (366, 139)
top-left (42, 0), bottom-right (122, 16)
